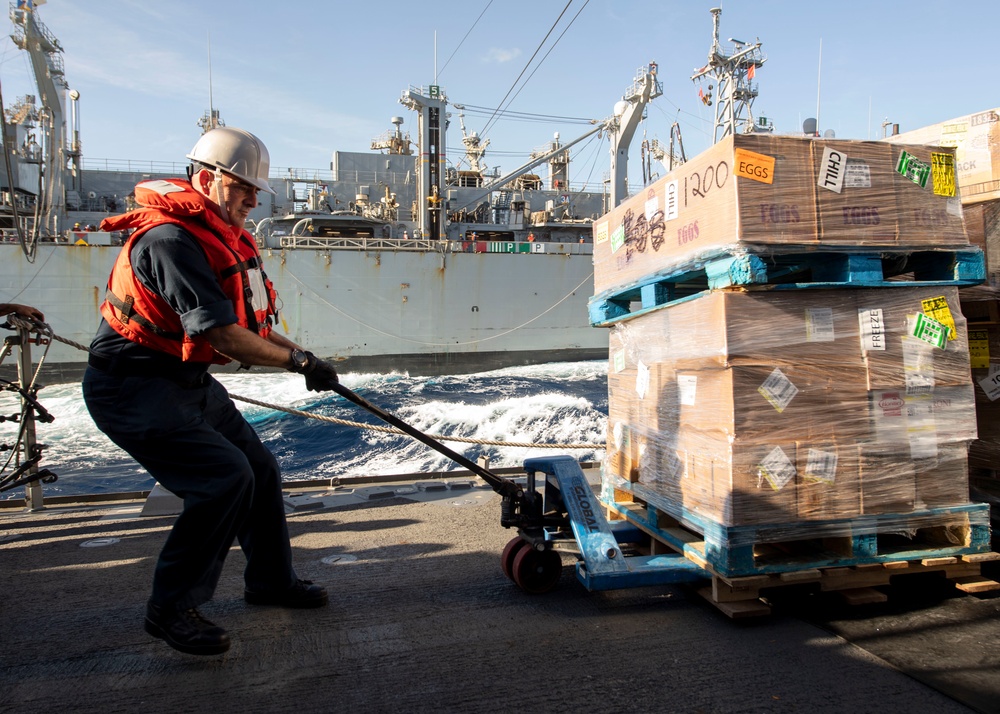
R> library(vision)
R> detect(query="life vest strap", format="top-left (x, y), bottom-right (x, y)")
top-left (105, 289), bottom-right (185, 340)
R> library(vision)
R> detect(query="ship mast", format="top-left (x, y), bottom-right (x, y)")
top-left (399, 84), bottom-right (447, 241)
top-left (690, 7), bottom-right (770, 144)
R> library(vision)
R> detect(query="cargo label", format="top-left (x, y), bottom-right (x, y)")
top-left (678, 374), bottom-right (698, 406)
top-left (969, 329), bottom-right (989, 370)
top-left (895, 150), bottom-right (930, 188)
top-left (663, 179), bottom-right (679, 221)
top-left (909, 313), bottom-right (948, 349)
top-left (858, 307), bottom-right (887, 352)
top-left (920, 295), bottom-right (957, 340)
top-left (805, 307), bottom-right (836, 342)
top-left (612, 349), bottom-right (626, 373)
top-left (844, 159), bottom-right (872, 188)
top-left (595, 221), bottom-right (608, 245)
top-left (978, 364), bottom-right (1000, 401)
top-left (931, 152), bottom-right (956, 197)
top-left (734, 148), bottom-right (775, 184)
top-left (610, 224), bottom-right (625, 253)
top-left (804, 448), bottom-right (838, 484)
top-left (644, 188), bottom-right (659, 221)
top-left (758, 446), bottom-right (795, 491)
top-left (817, 146), bottom-right (847, 193)
top-left (635, 360), bottom-right (650, 400)
top-left (758, 367), bottom-right (798, 412)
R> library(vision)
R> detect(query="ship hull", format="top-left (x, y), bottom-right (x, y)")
top-left (0, 242), bottom-right (606, 382)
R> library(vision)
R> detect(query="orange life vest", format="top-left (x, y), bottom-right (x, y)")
top-left (99, 178), bottom-right (277, 364)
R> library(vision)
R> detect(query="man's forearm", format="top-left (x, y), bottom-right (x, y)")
top-left (204, 323), bottom-right (296, 368)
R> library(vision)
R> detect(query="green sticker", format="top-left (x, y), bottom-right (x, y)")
top-left (911, 312), bottom-right (948, 349)
top-left (612, 349), bottom-right (626, 373)
top-left (610, 225), bottom-right (625, 253)
top-left (895, 150), bottom-right (930, 188)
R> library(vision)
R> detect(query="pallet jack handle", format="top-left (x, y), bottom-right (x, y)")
top-left (330, 382), bottom-right (522, 498)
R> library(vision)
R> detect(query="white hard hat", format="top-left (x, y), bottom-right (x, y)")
top-left (186, 127), bottom-right (276, 195)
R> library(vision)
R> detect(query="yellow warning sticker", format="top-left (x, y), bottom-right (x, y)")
top-left (969, 329), bottom-right (990, 369)
top-left (734, 148), bottom-right (775, 184)
top-left (594, 221), bottom-right (608, 245)
top-left (931, 152), bottom-right (956, 197)
top-left (921, 295), bottom-right (957, 340)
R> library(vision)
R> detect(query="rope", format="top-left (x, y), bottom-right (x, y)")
top-left (39, 325), bottom-right (604, 451)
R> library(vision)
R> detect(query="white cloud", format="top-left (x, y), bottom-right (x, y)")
top-left (483, 47), bottom-right (521, 64)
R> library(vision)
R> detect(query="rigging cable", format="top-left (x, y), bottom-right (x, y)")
top-left (479, 0), bottom-right (574, 138)
top-left (436, 0), bottom-right (495, 80)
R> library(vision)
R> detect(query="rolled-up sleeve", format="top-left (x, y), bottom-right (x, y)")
top-left (131, 224), bottom-right (239, 337)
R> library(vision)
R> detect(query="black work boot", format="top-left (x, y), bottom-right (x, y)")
top-left (245, 578), bottom-right (328, 608)
top-left (144, 602), bottom-right (231, 656)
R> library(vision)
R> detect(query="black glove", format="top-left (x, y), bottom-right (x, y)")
top-left (291, 350), bottom-right (339, 392)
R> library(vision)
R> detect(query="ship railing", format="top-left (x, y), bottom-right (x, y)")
top-left (278, 235), bottom-right (443, 252)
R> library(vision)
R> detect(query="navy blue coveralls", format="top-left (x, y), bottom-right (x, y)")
top-left (82, 224), bottom-right (297, 610)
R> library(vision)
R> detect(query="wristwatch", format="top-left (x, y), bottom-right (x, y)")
top-left (290, 348), bottom-right (310, 372)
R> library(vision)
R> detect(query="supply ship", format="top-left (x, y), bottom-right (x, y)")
top-left (0, 4), bottom-right (662, 382)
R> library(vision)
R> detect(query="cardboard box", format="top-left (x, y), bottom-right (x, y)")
top-left (914, 445), bottom-right (970, 508)
top-left (869, 384), bottom-right (977, 458)
top-left (689, 437), bottom-right (799, 526)
top-left (859, 447), bottom-right (916, 514)
top-left (887, 107), bottom-right (1000, 205)
top-left (812, 140), bottom-right (900, 244)
top-left (608, 289), bottom-right (865, 370)
top-left (855, 286), bottom-right (972, 390)
top-left (673, 364), bottom-right (869, 442)
top-left (796, 441), bottom-right (862, 520)
top-left (593, 134), bottom-right (818, 295)
top-left (889, 143), bottom-right (968, 246)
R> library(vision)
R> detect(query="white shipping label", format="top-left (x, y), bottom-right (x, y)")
top-left (978, 364), bottom-right (1000, 401)
top-left (612, 421), bottom-right (625, 451)
top-left (805, 307), bottom-right (836, 342)
top-left (817, 146), bottom-right (847, 193)
top-left (759, 446), bottom-right (796, 491)
top-left (636, 361), bottom-right (650, 400)
top-left (902, 336), bottom-right (935, 395)
top-left (664, 180), bottom-right (679, 221)
top-left (644, 192), bottom-right (659, 222)
top-left (804, 448), bottom-right (838, 484)
top-left (844, 159), bottom-right (872, 188)
top-left (677, 374), bottom-right (698, 406)
top-left (858, 307), bottom-right (887, 352)
top-left (758, 368), bottom-right (799, 413)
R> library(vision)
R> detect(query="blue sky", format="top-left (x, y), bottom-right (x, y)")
top-left (1, 0), bottom-right (996, 188)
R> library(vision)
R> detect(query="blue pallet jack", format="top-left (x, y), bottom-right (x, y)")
top-left (332, 383), bottom-right (710, 594)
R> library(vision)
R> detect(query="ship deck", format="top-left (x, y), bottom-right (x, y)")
top-left (2, 471), bottom-right (999, 714)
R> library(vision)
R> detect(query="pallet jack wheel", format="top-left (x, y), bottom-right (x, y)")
top-left (511, 544), bottom-right (563, 594)
top-left (501, 537), bottom-right (528, 580)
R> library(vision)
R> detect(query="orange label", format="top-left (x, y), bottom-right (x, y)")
top-left (734, 148), bottom-right (775, 184)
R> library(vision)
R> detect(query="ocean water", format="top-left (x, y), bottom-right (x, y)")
top-left (1, 361), bottom-right (610, 499)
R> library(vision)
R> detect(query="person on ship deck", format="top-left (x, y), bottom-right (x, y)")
top-left (82, 126), bottom-right (341, 657)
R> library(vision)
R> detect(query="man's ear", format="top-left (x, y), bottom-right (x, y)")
top-left (192, 168), bottom-right (213, 195)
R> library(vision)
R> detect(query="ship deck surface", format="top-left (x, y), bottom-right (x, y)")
top-left (2, 472), bottom-right (998, 714)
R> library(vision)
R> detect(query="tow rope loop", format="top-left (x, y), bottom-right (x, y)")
top-left (34, 325), bottom-right (604, 451)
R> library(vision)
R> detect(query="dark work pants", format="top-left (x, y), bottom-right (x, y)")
top-left (82, 367), bottom-right (297, 610)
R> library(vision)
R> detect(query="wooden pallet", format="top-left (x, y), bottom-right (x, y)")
top-left (589, 246), bottom-right (986, 326)
top-left (603, 483), bottom-right (1000, 618)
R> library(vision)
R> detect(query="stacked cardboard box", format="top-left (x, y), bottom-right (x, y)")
top-left (592, 134), bottom-right (968, 297)
top-left (605, 287), bottom-right (976, 526)
top-left (599, 135), bottom-right (977, 528)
